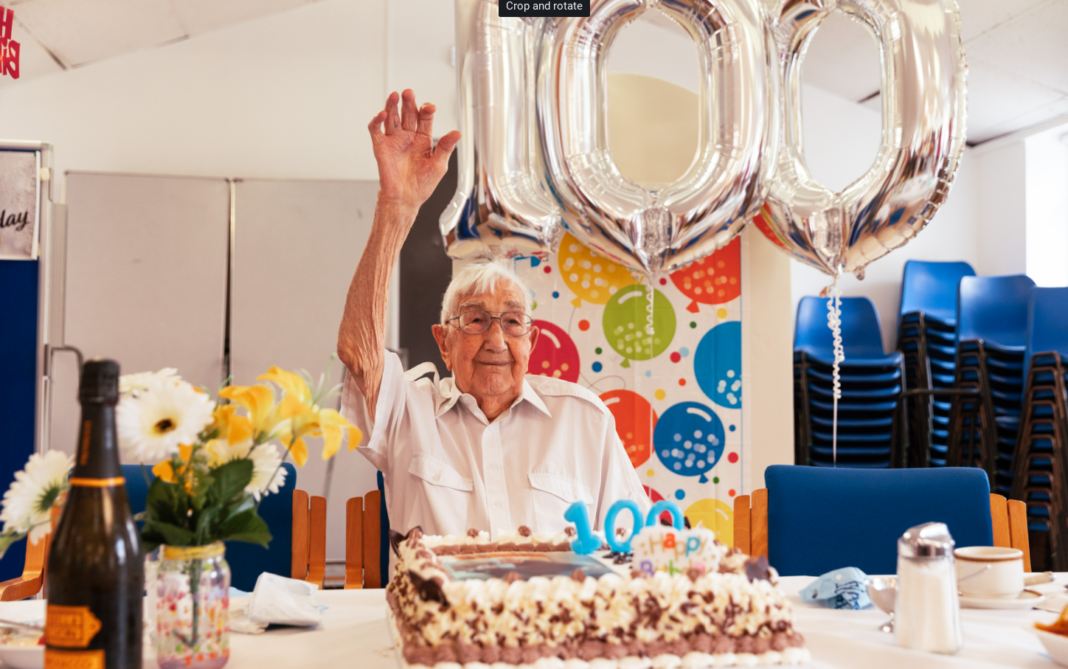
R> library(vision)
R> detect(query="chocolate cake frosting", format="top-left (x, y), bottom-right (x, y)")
top-left (386, 528), bottom-right (810, 668)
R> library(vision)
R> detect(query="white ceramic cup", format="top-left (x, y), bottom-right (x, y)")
top-left (954, 546), bottom-right (1024, 599)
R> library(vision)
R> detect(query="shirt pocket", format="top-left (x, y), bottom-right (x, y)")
top-left (408, 454), bottom-right (474, 529)
top-left (529, 472), bottom-right (594, 535)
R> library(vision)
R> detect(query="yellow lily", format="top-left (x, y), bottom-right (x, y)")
top-left (211, 404), bottom-right (253, 446)
top-left (257, 366), bottom-right (363, 461)
top-left (218, 384), bottom-right (276, 439)
top-left (152, 444), bottom-right (199, 492)
top-left (319, 409), bottom-right (362, 460)
top-left (258, 367), bottom-right (313, 406)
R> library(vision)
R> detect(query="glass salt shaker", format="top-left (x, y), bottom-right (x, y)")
top-left (895, 522), bottom-right (962, 654)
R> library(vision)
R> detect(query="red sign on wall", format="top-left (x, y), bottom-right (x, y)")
top-left (0, 6), bottom-right (20, 80)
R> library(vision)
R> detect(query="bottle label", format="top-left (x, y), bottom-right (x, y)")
top-left (45, 605), bottom-right (102, 648)
top-left (44, 649), bottom-right (105, 669)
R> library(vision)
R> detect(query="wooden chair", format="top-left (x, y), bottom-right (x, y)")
top-left (734, 490), bottom-right (1032, 572)
top-left (344, 490), bottom-right (382, 589)
top-left (0, 506), bottom-right (60, 601)
top-left (291, 490), bottom-right (327, 588)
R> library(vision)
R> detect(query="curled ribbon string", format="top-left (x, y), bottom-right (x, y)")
top-left (826, 276), bottom-right (844, 466)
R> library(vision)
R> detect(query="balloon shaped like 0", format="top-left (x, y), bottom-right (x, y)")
top-left (537, 0), bottom-right (778, 277)
top-left (442, 1), bottom-right (561, 261)
top-left (757, 0), bottom-right (967, 277)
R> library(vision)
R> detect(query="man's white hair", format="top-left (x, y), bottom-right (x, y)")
top-left (440, 262), bottom-right (532, 325)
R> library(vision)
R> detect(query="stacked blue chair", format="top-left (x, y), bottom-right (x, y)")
top-left (946, 276), bottom-right (1035, 497)
top-left (794, 296), bottom-right (904, 468)
top-left (1009, 287), bottom-right (1068, 571)
top-left (895, 261), bottom-right (976, 467)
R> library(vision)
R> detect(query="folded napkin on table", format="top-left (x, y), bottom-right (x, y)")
top-left (229, 573), bottom-right (322, 634)
top-left (799, 567), bottom-right (872, 610)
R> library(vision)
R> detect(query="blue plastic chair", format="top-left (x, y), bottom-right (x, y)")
top-left (765, 465), bottom-right (993, 576)
top-left (957, 275), bottom-right (1036, 353)
top-left (124, 463), bottom-right (298, 592)
top-left (795, 296), bottom-right (901, 367)
top-left (899, 260), bottom-right (976, 327)
top-left (1024, 287), bottom-right (1068, 383)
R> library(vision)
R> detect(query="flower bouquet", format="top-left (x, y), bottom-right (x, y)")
top-left (115, 366), bottom-right (361, 669)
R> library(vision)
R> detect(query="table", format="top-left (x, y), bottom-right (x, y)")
top-left (2, 576), bottom-right (1066, 668)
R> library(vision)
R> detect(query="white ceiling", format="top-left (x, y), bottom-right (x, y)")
top-left (2, 0), bottom-right (1066, 146)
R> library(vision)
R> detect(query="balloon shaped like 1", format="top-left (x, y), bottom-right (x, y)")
top-left (442, 0), bottom-right (562, 261)
top-left (564, 501), bottom-right (603, 555)
top-left (757, 0), bottom-right (967, 277)
top-left (537, 0), bottom-right (779, 277)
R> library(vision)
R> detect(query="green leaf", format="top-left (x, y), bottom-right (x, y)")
top-left (147, 520), bottom-right (196, 547)
top-left (209, 460), bottom-right (253, 505)
top-left (144, 477), bottom-right (182, 526)
top-left (220, 493), bottom-right (256, 523)
top-left (217, 510), bottom-right (271, 548)
top-left (195, 508), bottom-right (219, 545)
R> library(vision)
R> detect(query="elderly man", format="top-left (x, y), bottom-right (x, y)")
top-left (338, 90), bottom-right (647, 540)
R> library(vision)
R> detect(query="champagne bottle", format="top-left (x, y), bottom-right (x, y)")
top-left (46, 359), bottom-right (144, 669)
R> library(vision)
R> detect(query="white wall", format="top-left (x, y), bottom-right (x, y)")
top-left (1025, 123), bottom-right (1068, 287)
top-left (0, 0), bottom-right (464, 193)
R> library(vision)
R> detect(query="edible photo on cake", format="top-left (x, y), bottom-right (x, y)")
top-left (439, 552), bottom-right (616, 581)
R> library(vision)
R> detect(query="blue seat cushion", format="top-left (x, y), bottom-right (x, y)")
top-left (765, 465), bottom-right (993, 576)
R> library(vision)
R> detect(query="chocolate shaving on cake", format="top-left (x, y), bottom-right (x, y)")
top-left (389, 527), bottom-right (424, 557)
top-left (466, 528), bottom-right (480, 538)
top-left (408, 569), bottom-right (448, 607)
top-left (503, 571), bottom-right (522, 583)
top-left (630, 569), bottom-right (645, 579)
top-left (686, 567), bottom-right (705, 581)
top-left (571, 569), bottom-right (588, 583)
top-left (518, 525), bottom-right (533, 538)
top-left (745, 555), bottom-right (771, 583)
top-left (564, 526), bottom-right (576, 537)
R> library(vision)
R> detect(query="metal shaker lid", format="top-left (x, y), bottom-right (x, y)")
top-left (898, 522), bottom-right (955, 558)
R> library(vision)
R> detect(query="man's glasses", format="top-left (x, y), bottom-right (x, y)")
top-left (447, 310), bottom-right (534, 336)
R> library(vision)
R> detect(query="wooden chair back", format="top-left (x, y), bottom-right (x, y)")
top-left (0, 505), bottom-right (60, 601)
top-left (291, 489), bottom-right (327, 588)
top-left (345, 490), bottom-right (382, 589)
top-left (734, 490), bottom-right (1032, 572)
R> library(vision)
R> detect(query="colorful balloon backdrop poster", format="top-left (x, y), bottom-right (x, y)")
top-left (513, 233), bottom-right (742, 548)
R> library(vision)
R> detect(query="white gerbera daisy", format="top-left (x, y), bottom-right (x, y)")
top-left (119, 368), bottom-right (180, 396)
top-left (117, 377), bottom-right (215, 464)
top-left (208, 440), bottom-right (286, 501)
top-left (0, 451), bottom-right (73, 544)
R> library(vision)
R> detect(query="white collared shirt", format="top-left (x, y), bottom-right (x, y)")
top-left (341, 351), bottom-right (649, 539)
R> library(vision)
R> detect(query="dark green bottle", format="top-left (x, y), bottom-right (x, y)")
top-left (46, 359), bottom-right (143, 669)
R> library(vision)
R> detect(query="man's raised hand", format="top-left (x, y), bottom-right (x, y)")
top-left (368, 89), bottom-right (461, 209)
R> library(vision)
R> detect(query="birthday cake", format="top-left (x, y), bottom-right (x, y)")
top-left (386, 506), bottom-right (809, 668)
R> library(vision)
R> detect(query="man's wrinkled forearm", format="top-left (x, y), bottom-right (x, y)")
top-left (337, 195), bottom-right (419, 420)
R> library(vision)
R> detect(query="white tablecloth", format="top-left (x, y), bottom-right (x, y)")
top-left (3, 576), bottom-right (1067, 668)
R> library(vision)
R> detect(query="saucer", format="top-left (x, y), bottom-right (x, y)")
top-left (959, 589), bottom-right (1045, 609)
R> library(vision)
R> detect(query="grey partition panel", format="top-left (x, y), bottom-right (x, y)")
top-left (52, 173), bottom-right (230, 460)
top-left (231, 179), bottom-right (381, 560)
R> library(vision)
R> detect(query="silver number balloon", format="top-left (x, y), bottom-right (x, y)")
top-left (757, 0), bottom-right (967, 277)
top-left (442, 0), bottom-right (563, 261)
top-left (538, 0), bottom-right (779, 276)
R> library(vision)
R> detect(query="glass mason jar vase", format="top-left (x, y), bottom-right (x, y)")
top-left (157, 543), bottom-right (231, 669)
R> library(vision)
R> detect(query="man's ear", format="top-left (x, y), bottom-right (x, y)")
top-left (528, 324), bottom-right (540, 352)
top-left (431, 324), bottom-right (452, 371)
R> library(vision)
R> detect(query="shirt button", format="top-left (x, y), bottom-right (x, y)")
top-left (494, 501), bottom-right (503, 509)
top-left (433, 474), bottom-right (441, 482)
